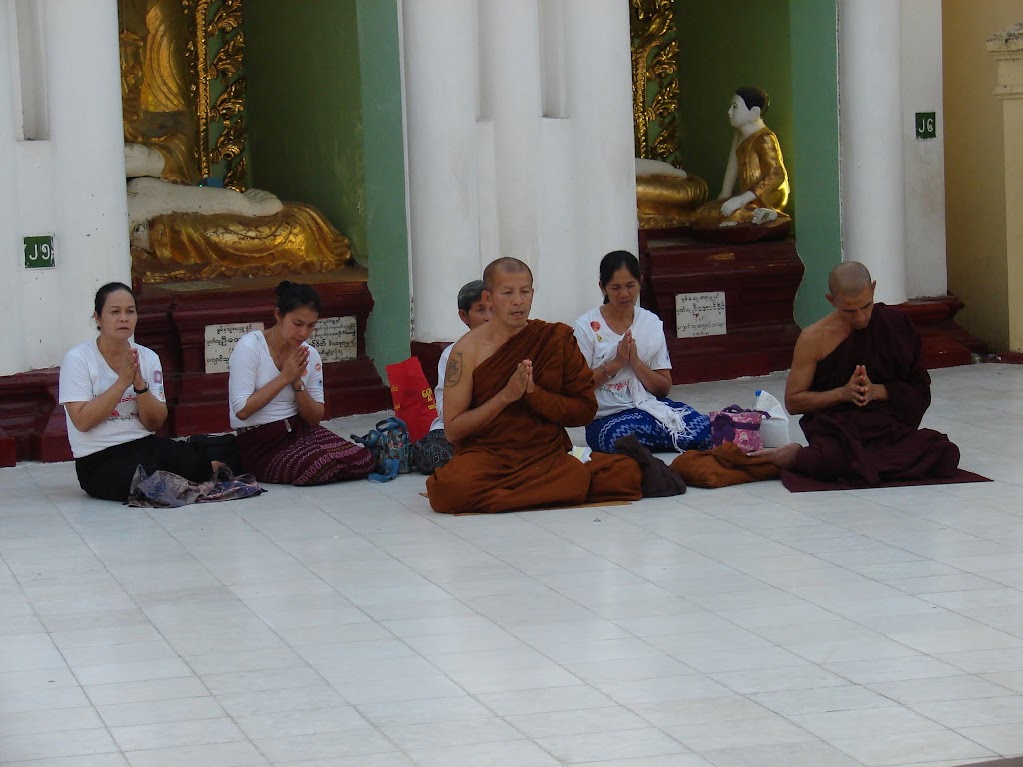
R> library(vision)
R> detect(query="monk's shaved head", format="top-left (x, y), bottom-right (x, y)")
top-left (483, 257), bottom-right (533, 292)
top-left (828, 261), bottom-right (873, 297)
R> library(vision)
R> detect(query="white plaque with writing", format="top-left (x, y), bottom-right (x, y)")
top-left (204, 321), bottom-right (264, 374)
top-left (675, 291), bottom-right (727, 338)
top-left (309, 316), bottom-right (357, 363)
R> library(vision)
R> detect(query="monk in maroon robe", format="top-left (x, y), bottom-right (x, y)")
top-left (427, 258), bottom-right (642, 514)
top-left (755, 262), bottom-right (960, 485)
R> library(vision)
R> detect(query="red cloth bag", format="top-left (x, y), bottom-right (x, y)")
top-left (385, 357), bottom-right (437, 442)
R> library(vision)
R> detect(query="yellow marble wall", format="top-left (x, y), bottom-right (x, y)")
top-left (942, 1), bottom-right (1021, 352)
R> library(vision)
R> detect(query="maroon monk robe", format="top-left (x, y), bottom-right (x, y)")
top-left (426, 320), bottom-right (642, 514)
top-left (791, 303), bottom-right (960, 485)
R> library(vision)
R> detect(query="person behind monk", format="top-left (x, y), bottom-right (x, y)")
top-left (426, 257), bottom-right (645, 514)
top-left (573, 251), bottom-right (711, 454)
top-left (412, 279), bottom-right (492, 475)
top-left (228, 281), bottom-right (373, 485)
top-left (59, 282), bottom-right (219, 501)
top-left (753, 262), bottom-right (960, 484)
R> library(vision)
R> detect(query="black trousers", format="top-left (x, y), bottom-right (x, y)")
top-left (75, 435), bottom-right (210, 502)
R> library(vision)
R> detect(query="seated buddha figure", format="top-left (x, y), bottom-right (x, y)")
top-left (694, 86), bottom-right (790, 230)
top-left (635, 158), bottom-right (709, 228)
top-left (120, 0), bottom-right (351, 283)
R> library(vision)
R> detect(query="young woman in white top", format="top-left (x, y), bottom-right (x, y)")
top-left (228, 281), bottom-right (373, 485)
top-left (573, 251), bottom-right (711, 453)
top-left (59, 282), bottom-right (216, 500)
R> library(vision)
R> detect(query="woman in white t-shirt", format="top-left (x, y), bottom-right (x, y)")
top-left (573, 251), bottom-right (711, 454)
top-left (228, 281), bottom-right (373, 485)
top-left (59, 282), bottom-right (216, 500)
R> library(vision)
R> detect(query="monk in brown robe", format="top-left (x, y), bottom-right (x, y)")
top-left (426, 258), bottom-right (642, 514)
top-left (754, 262), bottom-right (960, 485)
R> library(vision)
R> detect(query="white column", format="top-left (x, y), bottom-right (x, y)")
top-left (900, 0), bottom-right (947, 298)
top-left (401, 0), bottom-right (637, 338)
top-left (0, 0), bottom-right (129, 377)
top-left (559, 0), bottom-right (638, 322)
top-left (401, 0), bottom-right (481, 343)
top-left (839, 0), bottom-right (908, 304)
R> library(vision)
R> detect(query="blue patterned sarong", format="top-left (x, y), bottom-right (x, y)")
top-left (585, 399), bottom-right (712, 453)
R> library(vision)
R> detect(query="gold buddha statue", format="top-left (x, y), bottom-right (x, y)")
top-left (119, 0), bottom-right (352, 283)
top-left (693, 86), bottom-right (790, 231)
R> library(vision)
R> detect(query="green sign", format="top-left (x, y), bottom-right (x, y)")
top-left (915, 112), bottom-right (936, 140)
top-left (24, 235), bottom-right (55, 269)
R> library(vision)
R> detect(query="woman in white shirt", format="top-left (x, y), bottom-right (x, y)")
top-left (573, 251), bottom-right (711, 454)
top-left (228, 281), bottom-right (373, 484)
top-left (59, 282), bottom-right (216, 500)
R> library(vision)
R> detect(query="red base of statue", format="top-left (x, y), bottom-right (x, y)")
top-left (0, 369), bottom-right (73, 466)
top-left (889, 297), bottom-right (988, 368)
top-left (411, 341), bottom-right (449, 391)
top-left (0, 276), bottom-right (390, 465)
top-left (640, 233), bottom-right (805, 384)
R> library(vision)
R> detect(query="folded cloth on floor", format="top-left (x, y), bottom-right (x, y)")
top-left (670, 442), bottom-right (779, 488)
top-left (127, 466), bottom-right (264, 507)
top-left (614, 434), bottom-right (686, 497)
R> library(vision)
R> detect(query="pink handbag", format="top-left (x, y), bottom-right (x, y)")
top-left (709, 405), bottom-right (765, 453)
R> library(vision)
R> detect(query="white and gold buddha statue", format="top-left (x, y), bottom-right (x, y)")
top-left (693, 86), bottom-right (790, 229)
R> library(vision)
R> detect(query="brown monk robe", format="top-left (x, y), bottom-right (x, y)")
top-left (788, 303), bottom-right (959, 484)
top-left (758, 262), bottom-right (960, 486)
top-left (427, 320), bottom-right (642, 514)
top-left (426, 257), bottom-right (644, 514)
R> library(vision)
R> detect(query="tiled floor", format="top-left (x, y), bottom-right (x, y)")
top-left (2, 363), bottom-right (1023, 767)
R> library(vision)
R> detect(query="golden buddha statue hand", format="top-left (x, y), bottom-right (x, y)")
top-left (635, 157), bottom-right (709, 229)
top-left (693, 86), bottom-right (790, 230)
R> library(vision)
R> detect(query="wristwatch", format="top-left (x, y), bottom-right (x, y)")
top-left (293, 382), bottom-right (306, 393)
top-left (133, 383), bottom-right (150, 395)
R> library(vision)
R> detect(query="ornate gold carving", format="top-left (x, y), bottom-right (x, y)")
top-left (180, 0), bottom-right (246, 189)
top-left (630, 0), bottom-right (680, 163)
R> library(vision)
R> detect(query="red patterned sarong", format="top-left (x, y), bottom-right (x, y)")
top-left (236, 418), bottom-right (373, 486)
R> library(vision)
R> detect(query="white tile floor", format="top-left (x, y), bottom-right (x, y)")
top-left (1, 363), bottom-right (1022, 767)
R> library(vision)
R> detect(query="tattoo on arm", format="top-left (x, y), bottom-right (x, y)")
top-left (444, 352), bottom-right (463, 388)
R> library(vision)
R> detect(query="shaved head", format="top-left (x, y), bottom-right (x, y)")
top-left (483, 257), bottom-right (533, 292)
top-left (828, 261), bottom-right (873, 297)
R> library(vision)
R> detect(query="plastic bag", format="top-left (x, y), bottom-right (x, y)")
top-left (753, 389), bottom-right (790, 447)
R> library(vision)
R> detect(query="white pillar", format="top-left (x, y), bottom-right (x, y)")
top-left (0, 0), bottom-right (129, 377)
top-left (900, 0), bottom-right (947, 298)
top-left (839, 0), bottom-right (908, 304)
top-left (401, 0), bottom-right (481, 343)
top-left (401, 0), bottom-right (637, 340)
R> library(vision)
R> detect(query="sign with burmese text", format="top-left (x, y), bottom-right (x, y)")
top-left (675, 291), bottom-right (727, 338)
top-left (204, 322), bottom-right (263, 374)
top-left (308, 316), bottom-right (357, 363)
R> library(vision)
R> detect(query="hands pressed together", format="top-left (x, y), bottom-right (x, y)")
top-left (843, 364), bottom-right (883, 407)
top-left (613, 330), bottom-right (637, 372)
top-left (116, 347), bottom-right (147, 392)
top-left (503, 359), bottom-right (535, 402)
top-left (281, 345), bottom-right (310, 390)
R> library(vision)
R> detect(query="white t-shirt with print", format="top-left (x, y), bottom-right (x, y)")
top-left (429, 343), bottom-right (453, 432)
top-left (573, 305), bottom-right (671, 419)
top-left (59, 340), bottom-right (167, 459)
top-left (228, 330), bottom-right (325, 430)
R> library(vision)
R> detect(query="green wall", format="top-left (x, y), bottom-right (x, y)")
top-left (788, 0), bottom-right (842, 325)
top-left (243, 0), bottom-right (410, 372)
top-left (674, 0), bottom-right (841, 326)
top-left (245, 1), bottom-right (367, 260)
top-left (356, 0), bottom-right (411, 373)
top-left (675, 0), bottom-right (794, 211)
